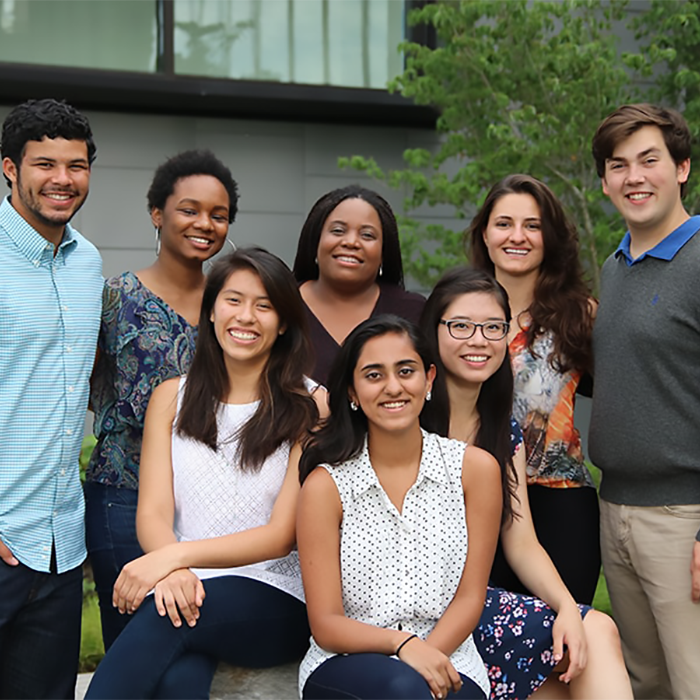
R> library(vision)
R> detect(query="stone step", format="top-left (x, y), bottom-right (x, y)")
top-left (76, 663), bottom-right (299, 699)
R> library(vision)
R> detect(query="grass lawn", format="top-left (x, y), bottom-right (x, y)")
top-left (80, 593), bottom-right (104, 672)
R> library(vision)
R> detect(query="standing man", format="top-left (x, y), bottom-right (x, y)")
top-left (0, 99), bottom-right (102, 698)
top-left (590, 103), bottom-right (700, 699)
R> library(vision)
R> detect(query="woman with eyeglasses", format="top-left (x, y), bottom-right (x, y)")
top-left (468, 175), bottom-right (600, 606)
top-left (421, 267), bottom-right (631, 700)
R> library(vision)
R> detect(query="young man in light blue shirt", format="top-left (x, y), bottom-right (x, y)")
top-left (0, 99), bottom-right (102, 698)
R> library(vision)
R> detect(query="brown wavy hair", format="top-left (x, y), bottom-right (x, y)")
top-left (176, 247), bottom-right (319, 470)
top-left (468, 174), bottom-right (593, 373)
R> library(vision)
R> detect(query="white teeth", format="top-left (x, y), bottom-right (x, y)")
top-left (464, 355), bottom-right (488, 362)
top-left (504, 248), bottom-right (528, 255)
top-left (45, 193), bottom-right (71, 200)
top-left (382, 401), bottom-right (406, 408)
top-left (187, 236), bottom-right (212, 244)
top-left (337, 256), bottom-right (361, 263)
top-left (628, 193), bottom-right (651, 200)
top-left (229, 330), bottom-right (257, 340)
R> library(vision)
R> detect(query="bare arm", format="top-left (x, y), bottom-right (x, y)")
top-left (426, 445), bottom-right (502, 655)
top-left (499, 443), bottom-right (587, 679)
top-left (691, 539), bottom-right (700, 603)
top-left (298, 468), bottom-right (407, 656)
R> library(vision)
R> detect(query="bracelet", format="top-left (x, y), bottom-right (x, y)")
top-left (395, 633), bottom-right (419, 657)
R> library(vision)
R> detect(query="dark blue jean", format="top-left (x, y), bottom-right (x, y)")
top-left (84, 481), bottom-right (144, 650)
top-left (0, 559), bottom-right (82, 699)
top-left (303, 653), bottom-right (486, 699)
top-left (86, 575), bottom-right (309, 699)
top-left (84, 480), bottom-right (216, 699)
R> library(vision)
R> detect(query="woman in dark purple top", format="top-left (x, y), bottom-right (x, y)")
top-left (293, 185), bottom-right (424, 386)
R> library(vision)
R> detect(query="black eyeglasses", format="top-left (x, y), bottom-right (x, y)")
top-left (439, 319), bottom-right (510, 341)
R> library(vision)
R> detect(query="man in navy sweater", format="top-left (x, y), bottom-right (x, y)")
top-left (590, 103), bottom-right (700, 699)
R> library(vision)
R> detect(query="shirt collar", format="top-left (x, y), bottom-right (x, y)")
top-left (0, 195), bottom-right (77, 262)
top-left (614, 215), bottom-right (700, 266)
top-left (349, 430), bottom-right (450, 501)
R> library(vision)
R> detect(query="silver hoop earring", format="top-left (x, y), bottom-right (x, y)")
top-left (154, 227), bottom-right (161, 256)
top-left (226, 238), bottom-right (236, 252)
top-left (350, 401), bottom-right (358, 412)
top-left (378, 264), bottom-right (383, 277)
top-left (425, 390), bottom-right (432, 402)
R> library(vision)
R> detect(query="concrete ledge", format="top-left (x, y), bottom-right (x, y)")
top-left (77, 662), bottom-right (299, 699)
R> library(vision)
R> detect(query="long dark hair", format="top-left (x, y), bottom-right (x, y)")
top-left (177, 247), bottom-right (318, 470)
top-left (299, 315), bottom-right (432, 483)
top-left (293, 185), bottom-right (405, 286)
top-left (420, 267), bottom-right (517, 524)
top-left (468, 174), bottom-right (593, 373)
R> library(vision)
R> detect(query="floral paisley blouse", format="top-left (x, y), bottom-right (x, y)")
top-left (87, 272), bottom-right (197, 490)
top-left (509, 326), bottom-right (593, 489)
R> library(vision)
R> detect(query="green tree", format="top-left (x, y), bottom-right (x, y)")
top-left (341, 0), bottom-right (637, 291)
top-left (624, 0), bottom-right (700, 213)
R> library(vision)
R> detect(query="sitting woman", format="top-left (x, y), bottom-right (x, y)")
top-left (293, 185), bottom-right (425, 386)
top-left (86, 248), bottom-right (325, 699)
top-left (297, 315), bottom-right (502, 700)
top-left (421, 267), bottom-right (631, 700)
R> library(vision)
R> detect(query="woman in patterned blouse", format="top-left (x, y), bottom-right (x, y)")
top-left (468, 174), bottom-right (600, 605)
top-left (85, 150), bottom-right (238, 655)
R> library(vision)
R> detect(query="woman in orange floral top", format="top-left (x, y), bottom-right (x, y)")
top-left (468, 174), bottom-right (600, 605)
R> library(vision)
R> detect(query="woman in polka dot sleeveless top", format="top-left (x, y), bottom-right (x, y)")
top-left (297, 315), bottom-right (503, 700)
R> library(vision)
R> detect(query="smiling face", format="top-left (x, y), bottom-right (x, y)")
top-left (2, 136), bottom-right (90, 244)
top-left (602, 125), bottom-right (690, 240)
top-left (438, 292), bottom-right (509, 388)
top-left (482, 192), bottom-right (544, 280)
top-left (151, 174), bottom-right (230, 262)
top-left (316, 197), bottom-right (383, 290)
top-left (210, 267), bottom-right (284, 371)
top-left (349, 331), bottom-right (435, 436)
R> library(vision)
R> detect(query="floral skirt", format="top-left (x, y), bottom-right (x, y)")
top-left (475, 586), bottom-right (591, 700)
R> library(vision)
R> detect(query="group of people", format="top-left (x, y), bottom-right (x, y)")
top-left (0, 95), bottom-right (697, 700)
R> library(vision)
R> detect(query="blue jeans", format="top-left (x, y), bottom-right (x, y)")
top-left (0, 559), bottom-right (82, 699)
top-left (84, 481), bottom-right (143, 650)
top-left (303, 654), bottom-right (486, 699)
top-left (84, 481), bottom-right (216, 699)
top-left (86, 575), bottom-right (309, 699)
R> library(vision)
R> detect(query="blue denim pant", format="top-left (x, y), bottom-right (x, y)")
top-left (0, 559), bottom-right (82, 699)
top-left (84, 481), bottom-right (216, 699)
top-left (84, 481), bottom-right (143, 650)
top-left (86, 576), bottom-right (309, 699)
top-left (303, 654), bottom-right (486, 699)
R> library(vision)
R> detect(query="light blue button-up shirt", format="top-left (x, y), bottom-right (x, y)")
top-left (0, 196), bottom-right (102, 573)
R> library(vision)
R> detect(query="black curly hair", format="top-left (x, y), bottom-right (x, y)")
top-left (1, 98), bottom-right (96, 187)
top-left (146, 150), bottom-right (239, 223)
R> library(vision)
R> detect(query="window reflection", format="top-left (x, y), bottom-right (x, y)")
top-left (0, 0), bottom-right (157, 72)
top-left (174, 0), bottom-right (404, 88)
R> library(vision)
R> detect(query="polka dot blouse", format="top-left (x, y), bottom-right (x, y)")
top-left (298, 429), bottom-right (490, 697)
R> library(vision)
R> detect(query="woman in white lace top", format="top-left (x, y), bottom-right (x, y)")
top-left (86, 248), bottom-right (325, 699)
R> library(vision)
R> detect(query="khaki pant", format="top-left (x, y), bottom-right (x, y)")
top-left (600, 499), bottom-right (700, 700)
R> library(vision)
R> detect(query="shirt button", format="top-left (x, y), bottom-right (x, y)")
top-left (45, 243), bottom-right (52, 250)
top-left (67, 386), bottom-right (74, 393)
top-left (33, 260), bottom-right (40, 267)
top-left (60, 468), bottom-right (66, 476)
top-left (65, 428), bottom-right (73, 436)
top-left (62, 305), bottom-right (69, 312)
top-left (65, 346), bottom-right (72, 353)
